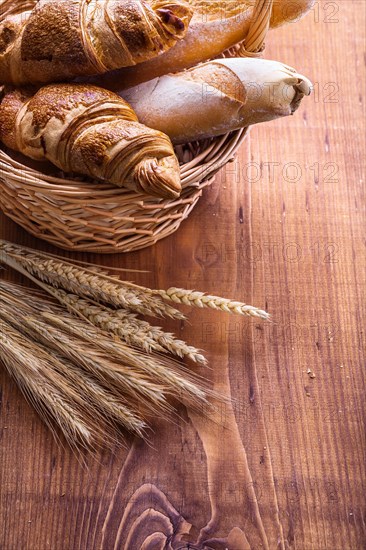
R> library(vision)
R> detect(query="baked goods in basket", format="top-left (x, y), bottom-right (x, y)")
top-left (0, 0), bottom-right (315, 252)
top-left (0, 83), bottom-right (181, 198)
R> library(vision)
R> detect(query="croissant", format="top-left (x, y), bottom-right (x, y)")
top-left (91, 0), bottom-right (314, 90)
top-left (121, 58), bottom-right (312, 143)
top-left (0, 84), bottom-right (181, 198)
top-left (0, 0), bottom-right (193, 85)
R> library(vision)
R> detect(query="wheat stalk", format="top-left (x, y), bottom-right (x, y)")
top-left (49, 360), bottom-right (147, 442)
top-left (1, 285), bottom-right (183, 417)
top-left (0, 240), bottom-right (185, 319)
top-left (153, 287), bottom-right (270, 320)
top-left (43, 312), bottom-right (210, 412)
top-left (0, 321), bottom-right (95, 450)
top-left (1, 307), bottom-right (171, 419)
top-left (0, 240), bottom-right (269, 321)
top-left (0, 283), bottom-right (215, 450)
top-left (0, 281), bottom-right (211, 417)
top-left (0, 238), bottom-right (269, 450)
top-left (0, 301), bottom-right (149, 438)
top-left (47, 288), bottom-right (207, 364)
top-left (2, 280), bottom-right (209, 404)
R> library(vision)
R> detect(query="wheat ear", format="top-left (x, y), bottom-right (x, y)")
top-left (0, 240), bottom-right (269, 321)
top-left (0, 300), bottom-right (149, 436)
top-left (48, 289), bottom-right (207, 365)
top-left (45, 312), bottom-right (210, 412)
top-left (0, 269), bottom-right (207, 364)
top-left (0, 321), bottom-right (95, 450)
top-left (0, 289), bottom-right (175, 419)
top-left (0, 282), bottom-right (215, 449)
top-left (0, 280), bottom-right (211, 412)
top-left (0, 240), bottom-right (185, 319)
top-left (2, 307), bottom-right (171, 420)
top-left (153, 288), bottom-right (270, 320)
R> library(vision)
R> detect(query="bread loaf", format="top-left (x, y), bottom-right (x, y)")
top-left (0, 0), bottom-right (193, 85)
top-left (91, 0), bottom-right (314, 90)
top-left (121, 58), bottom-right (312, 143)
top-left (0, 84), bottom-right (181, 198)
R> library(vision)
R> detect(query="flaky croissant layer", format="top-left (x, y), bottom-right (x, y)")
top-left (0, 0), bottom-right (193, 85)
top-left (0, 84), bottom-right (181, 198)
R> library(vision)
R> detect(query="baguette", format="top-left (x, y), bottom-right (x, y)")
top-left (121, 58), bottom-right (312, 144)
top-left (0, 0), bottom-right (193, 85)
top-left (0, 84), bottom-right (181, 198)
top-left (90, 0), bottom-right (314, 90)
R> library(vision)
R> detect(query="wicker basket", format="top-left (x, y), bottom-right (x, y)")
top-left (0, 0), bottom-right (272, 253)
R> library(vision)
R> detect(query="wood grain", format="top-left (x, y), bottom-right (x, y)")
top-left (1, 2), bottom-right (365, 548)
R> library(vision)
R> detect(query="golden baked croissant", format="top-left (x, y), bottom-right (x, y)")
top-left (0, 84), bottom-right (181, 198)
top-left (93, 0), bottom-right (314, 90)
top-left (0, 0), bottom-right (193, 85)
top-left (121, 58), bottom-right (312, 143)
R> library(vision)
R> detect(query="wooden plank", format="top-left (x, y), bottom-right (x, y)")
top-left (0, 1), bottom-right (365, 548)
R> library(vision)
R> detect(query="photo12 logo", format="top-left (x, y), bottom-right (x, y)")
top-left (219, 160), bottom-right (340, 185)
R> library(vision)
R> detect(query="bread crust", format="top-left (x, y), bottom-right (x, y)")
top-left (121, 58), bottom-right (312, 143)
top-left (0, 0), bottom-right (193, 84)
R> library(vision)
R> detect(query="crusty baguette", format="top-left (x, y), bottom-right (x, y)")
top-left (120, 58), bottom-right (312, 144)
top-left (0, 0), bottom-right (193, 85)
top-left (89, 0), bottom-right (314, 90)
top-left (0, 84), bottom-right (181, 198)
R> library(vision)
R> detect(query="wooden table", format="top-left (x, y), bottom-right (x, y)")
top-left (1, 2), bottom-right (365, 548)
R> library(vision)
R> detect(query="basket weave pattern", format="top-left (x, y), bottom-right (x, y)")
top-left (0, 0), bottom-right (272, 253)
